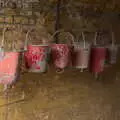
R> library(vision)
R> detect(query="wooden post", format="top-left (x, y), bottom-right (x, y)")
top-left (55, 0), bottom-right (61, 43)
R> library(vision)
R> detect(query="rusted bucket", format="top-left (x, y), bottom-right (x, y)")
top-left (0, 28), bottom-right (21, 88)
top-left (72, 32), bottom-right (91, 72)
top-left (107, 32), bottom-right (118, 64)
top-left (24, 30), bottom-right (49, 73)
top-left (90, 32), bottom-right (107, 75)
top-left (51, 30), bottom-right (73, 72)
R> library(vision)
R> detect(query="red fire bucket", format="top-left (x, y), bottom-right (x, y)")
top-left (72, 32), bottom-right (91, 72)
top-left (90, 32), bottom-right (107, 74)
top-left (0, 28), bottom-right (21, 88)
top-left (90, 46), bottom-right (107, 73)
top-left (51, 30), bottom-right (73, 72)
top-left (0, 52), bottom-right (20, 85)
top-left (51, 44), bottom-right (71, 69)
top-left (24, 45), bottom-right (49, 72)
top-left (24, 30), bottom-right (49, 73)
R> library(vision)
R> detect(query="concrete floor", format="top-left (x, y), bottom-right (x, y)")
top-left (0, 61), bottom-right (120, 120)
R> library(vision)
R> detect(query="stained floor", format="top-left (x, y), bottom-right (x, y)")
top-left (0, 60), bottom-right (120, 120)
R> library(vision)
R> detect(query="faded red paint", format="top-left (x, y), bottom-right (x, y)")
top-left (0, 52), bottom-right (19, 85)
top-left (51, 44), bottom-right (71, 69)
top-left (24, 45), bottom-right (48, 72)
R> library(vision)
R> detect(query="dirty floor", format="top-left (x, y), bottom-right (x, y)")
top-left (0, 61), bottom-right (120, 120)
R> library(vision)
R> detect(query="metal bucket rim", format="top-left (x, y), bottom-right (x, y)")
top-left (74, 47), bottom-right (90, 50)
top-left (28, 44), bottom-right (49, 47)
top-left (0, 50), bottom-right (25, 53)
top-left (73, 43), bottom-right (90, 46)
top-left (106, 44), bottom-right (118, 48)
top-left (51, 43), bottom-right (70, 46)
top-left (92, 45), bottom-right (106, 48)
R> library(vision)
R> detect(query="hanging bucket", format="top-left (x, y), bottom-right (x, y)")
top-left (72, 32), bottom-right (91, 72)
top-left (90, 46), bottom-right (106, 73)
top-left (107, 45), bottom-right (118, 64)
top-left (24, 30), bottom-right (49, 73)
top-left (0, 28), bottom-right (21, 86)
top-left (51, 30), bottom-right (73, 72)
top-left (107, 32), bottom-right (118, 64)
top-left (0, 52), bottom-right (20, 85)
top-left (90, 32), bottom-right (107, 74)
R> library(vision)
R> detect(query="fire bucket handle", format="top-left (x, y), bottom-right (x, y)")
top-left (24, 29), bottom-right (32, 51)
top-left (94, 32), bottom-right (98, 46)
top-left (1, 26), bottom-right (25, 52)
top-left (56, 68), bottom-right (64, 74)
top-left (17, 24), bottom-right (23, 33)
top-left (52, 29), bottom-right (75, 45)
top-left (13, 24), bottom-right (24, 51)
top-left (81, 32), bottom-right (86, 48)
top-left (1, 27), bottom-right (7, 48)
top-left (111, 31), bottom-right (115, 47)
